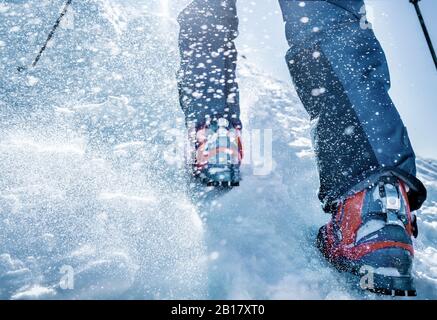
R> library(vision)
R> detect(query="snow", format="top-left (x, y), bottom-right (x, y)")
top-left (11, 285), bottom-right (56, 300)
top-left (26, 76), bottom-right (39, 86)
top-left (0, 0), bottom-right (436, 300)
top-left (0, 4), bottom-right (10, 14)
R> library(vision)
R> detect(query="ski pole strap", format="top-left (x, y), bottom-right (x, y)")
top-left (410, 0), bottom-right (437, 71)
top-left (31, 0), bottom-right (73, 68)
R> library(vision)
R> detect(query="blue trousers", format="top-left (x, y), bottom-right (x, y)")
top-left (177, 0), bottom-right (426, 211)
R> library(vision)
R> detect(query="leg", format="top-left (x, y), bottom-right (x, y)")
top-left (278, 0), bottom-right (426, 211)
top-left (279, 0), bottom-right (425, 295)
top-left (177, 0), bottom-right (241, 129)
top-left (177, 0), bottom-right (243, 186)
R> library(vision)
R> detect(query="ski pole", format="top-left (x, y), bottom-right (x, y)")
top-left (410, 0), bottom-right (437, 71)
top-left (17, 0), bottom-right (73, 72)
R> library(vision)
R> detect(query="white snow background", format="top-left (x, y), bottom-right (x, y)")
top-left (0, 0), bottom-right (436, 299)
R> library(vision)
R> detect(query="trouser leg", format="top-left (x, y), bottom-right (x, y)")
top-left (278, 0), bottom-right (426, 211)
top-left (177, 0), bottom-right (241, 129)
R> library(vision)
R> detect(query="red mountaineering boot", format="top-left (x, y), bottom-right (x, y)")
top-left (189, 117), bottom-right (243, 187)
top-left (317, 175), bottom-right (419, 296)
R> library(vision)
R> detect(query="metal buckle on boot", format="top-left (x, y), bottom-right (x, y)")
top-left (378, 179), bottom-right (418, 236)
top-left (380, 182), bottom-right (406, 228)
top-left (386, 196), bottom-right (401, 211)
top-left (383, 183), bottom-right (401, 211)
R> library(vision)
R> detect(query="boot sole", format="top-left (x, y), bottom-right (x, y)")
top-left (196, 165), bottom-right (241, 188)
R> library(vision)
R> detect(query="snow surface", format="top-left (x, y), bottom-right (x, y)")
top-left (0, 0), bottom-right (436, 300)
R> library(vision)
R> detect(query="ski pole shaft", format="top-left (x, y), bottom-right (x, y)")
top-left (18, 0), bottom-right (73, 72)
top-left (410, 0), bottom-right (437, 71)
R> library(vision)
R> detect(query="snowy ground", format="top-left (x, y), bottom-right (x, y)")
top-left (0, 0), bottom-right (436, 299)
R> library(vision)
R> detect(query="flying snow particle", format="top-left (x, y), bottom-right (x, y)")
top-left (26, 76), bottom-right (39, 87)
top-left (192, 91), bottom-right (203, 99)
top-left (112, 73), bottom-right (123, 81)
top-left (311, 87), bottom-right (326, 97)
top-left (227, 93), bottom-right (237, 104)
top-left (299, 2), bottom-right (306, 7)
top-left (9, 26), bottom-right (20, 33)
top-left (300, 17), bottom-right (309, 24)
top-left (210, 252), bottom-right (220, 261)
top-left (312, 51), bottom-right (321, 59)
top-left (344, 126), bottom-right (355, 136)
